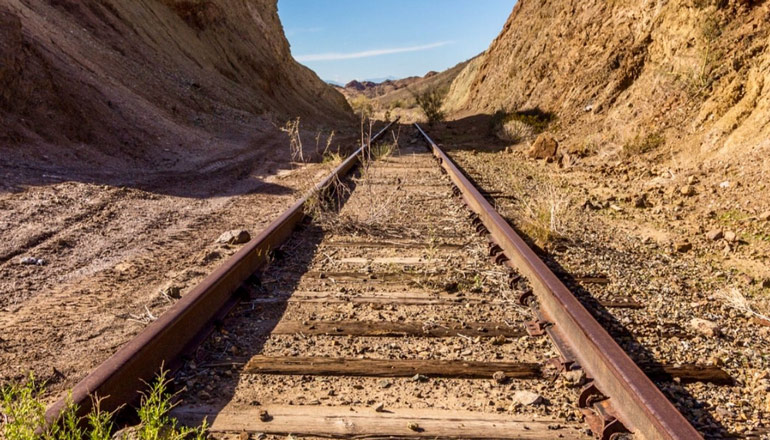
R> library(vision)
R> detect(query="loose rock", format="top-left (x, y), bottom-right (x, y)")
top-left (760, 211), bottom-right (770, 221)
top-left (20, 256), bottom-right (47, 266)
top-left (160, 284), bottom-right (182, 299)
top-left (675, 240), bottom-right (692, 253)
top-left (724, 231), bottom-right (737, 243)
top-left (527, 134), bottom-right (558, 160)
top-left (563, 369), bottom-right (586, 387)
top-left (690, 318), bottom-right (721, 338)
top-left (680, 185), bottom-right (696, 197)
top-left (492, 371), bottom-right (508, 384)
top-left (259, 409), bottom-right (272, 422)
top-left (511, 390), bottom-right (544, 406)
top-left (217, 229), bottom-right (251, 245)
top-left (706, 229), bottom-right (723, 241)
top-left (407, 422), bottom-right (422, 432)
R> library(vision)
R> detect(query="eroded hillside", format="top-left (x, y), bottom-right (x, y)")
top-left (446, 0), bottom-right (769, 164)
top-left (0, 0), bottom-right (351, 170)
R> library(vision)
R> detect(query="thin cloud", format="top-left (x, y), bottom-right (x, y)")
top-left (295, 41), bottom-right (451, 62)
top-left (286, 27), bottom-right (324, 37)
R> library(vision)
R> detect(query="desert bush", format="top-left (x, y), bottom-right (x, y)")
top-left (410, 87), bottom-right (446, 124)
top-left (622, 132), bottom-right (664, 156)
top-left (489, 109), bottom-right (555, 142)
top-left (350, 95), bottom-right (373, 119)
top-left (0, 371), bottom-right (206, 440)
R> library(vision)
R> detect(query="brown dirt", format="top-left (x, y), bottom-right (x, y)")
top-left (0, 126), bottom-right (363, 395)
top-left (0, 0), bottom-right (356, 395)
top-left (426, 117), bottom-right (770, 438)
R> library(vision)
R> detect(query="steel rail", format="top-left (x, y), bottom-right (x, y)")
top-left (414, 123), bottom-right (702, 440)
top-left (46, 120), bottom-right (398, 423)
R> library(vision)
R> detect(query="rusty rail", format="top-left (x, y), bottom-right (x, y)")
top-left (414, 123), bottom-right (702, 440)
top-left (46, 120), bottom-right (398, 423)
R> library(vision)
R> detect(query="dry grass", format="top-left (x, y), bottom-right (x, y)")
top-left (516, 181), bottom-right (571, 246)
top-left (494, 156), bottom-right (574, 247)
top-left (717, 288), bottom-right (770, 322)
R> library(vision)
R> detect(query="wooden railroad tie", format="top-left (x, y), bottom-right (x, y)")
top-left (234, 356), bottom-right (731, 384)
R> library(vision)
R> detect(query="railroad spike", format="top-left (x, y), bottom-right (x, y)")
top-left (517, 290), bottom-right (535, 307)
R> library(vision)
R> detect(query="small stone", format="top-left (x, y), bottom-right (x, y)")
top-left (407, 423), bottom-right (422, 432)
top-left (217, 229), bottom-right (251, 245)
top-left (201, 250), bottom-right (221, 263)
top-left (724, 231), bottom-right (737, 242)
top-left (762, 279), bottom-right (770, 289)
top-left (239, 431), bottom-right (250, 440)
top-left (706, 229), bottom-right (723, 241)
top-left (634, 194), bottom-right (649, 208)
top-left (690, 318), bottom-right (721, 338)
top-left (255, 434), bottom-right (266, 440)
top-left (563, 369), bottom-right (586, 387)
top-left (378, 379), bottom-right (392, 389)
top-left (675, 240), bottom-right (692, 253)
top-left (511, 390), bottom-right (543, 406)
top-left (259, 409), bottom-right (272, 422)
top-left (760, 211), bottom-right (770, 221)
top-left (20, 256), bottom-right (46, 266)
top-left (490, 335), bottom-right (507, 346)
top-left (411, 374), bottom-right (428, 383)
top-left (719, 181), bottom-right (730, 188)
top-left (527, 133), bottom-right (558, 160)
top-left (492, 371), bottom-right (508, 384)
top-left (687, 175), bottom-right (700, 184)
top-left (161, 284), bottom-right (182, 299)
top-left (680, 185), bottom-right (696, 197)
top-left (374, 402), bottom-right (385, 412)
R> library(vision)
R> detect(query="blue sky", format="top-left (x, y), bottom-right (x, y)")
top-left (277, 1), bottom-right (515, 84)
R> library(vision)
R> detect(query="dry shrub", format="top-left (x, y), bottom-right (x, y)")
top-left (490, 109), bottom-right (555, 143)
top-left (622, 132), bottom-right (664, 156)
top-left (516, 181), bottom-right (571, 246)
top-left (717, 288), bottom-right (770, 322)
top-left (496, 157), bottom-right (574, 247)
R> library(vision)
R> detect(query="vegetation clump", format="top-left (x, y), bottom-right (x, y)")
top-left (490, 108), bottom-right (556, 142)
top-left (1, 371), bottom-right (206, 440)
top-left (622, 132), bottom-right (664, 156)
top-left (410, 87), bottom-right (446, 124)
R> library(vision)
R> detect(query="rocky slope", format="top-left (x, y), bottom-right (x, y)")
top-left (445, 0), bottom-right (769, 164)
top-left (0, 0), bottom-right (351, 170)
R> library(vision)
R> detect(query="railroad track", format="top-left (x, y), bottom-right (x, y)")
top-left (46, 122), bottom-right (733, 439)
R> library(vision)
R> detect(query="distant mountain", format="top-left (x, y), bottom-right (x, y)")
top-left (325, 80), bottom-right (345, 87)
top-left (362, 76), bottom-right (399, 84)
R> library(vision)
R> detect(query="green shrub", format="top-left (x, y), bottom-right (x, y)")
top-left (410, 87), bottom-right (446, 124)
top-left (0, 371), bottom-right (206, 440)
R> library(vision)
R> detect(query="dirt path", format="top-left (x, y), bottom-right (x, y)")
top-left (0, 127), bottom-right (358, 396)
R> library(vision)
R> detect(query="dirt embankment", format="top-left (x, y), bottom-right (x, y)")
top-left (445, 0), bottom-right (769, 164)
top-left (0, 0), bottom-right (352, 172)
top-left (0, 0), bottom-right (357, 392)
top-left (440, 0), bottom-right (770, 291)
